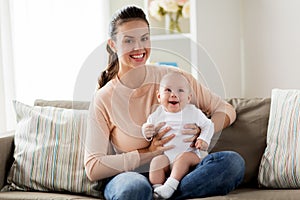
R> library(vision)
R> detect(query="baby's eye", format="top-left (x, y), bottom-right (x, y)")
top-left (178, 89), bottom-right (185, 92)
top-left (164, 88), bottom-right (172, 93)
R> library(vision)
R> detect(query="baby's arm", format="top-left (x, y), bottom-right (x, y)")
top-left (195, 139), bottom-right (209, 150)
top-left (142, 123), bottom-right (156, 141)
top-left (196, 109), bottom-right (215, 149)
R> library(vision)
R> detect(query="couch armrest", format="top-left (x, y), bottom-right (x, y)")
top-left (0, 132), bottom-right (15, 190)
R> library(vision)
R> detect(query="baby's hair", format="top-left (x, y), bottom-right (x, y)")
top-left (160, 71), bottom-right (192, 93)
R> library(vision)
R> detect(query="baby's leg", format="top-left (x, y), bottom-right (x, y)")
top-left (149, 154), bottom-right (170, 185)
top-left (170, 151), bottom-right (201, 181)
top-left (154, 152), bottom-right (201, 199)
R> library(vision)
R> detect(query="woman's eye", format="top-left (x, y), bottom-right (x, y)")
top-left (125, 39), bottom-right (134, 44)
top-left (141, 36), bottom-right (149, 41)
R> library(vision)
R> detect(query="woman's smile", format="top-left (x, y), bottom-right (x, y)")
top-left (130, 52), bottom-right (146, 62)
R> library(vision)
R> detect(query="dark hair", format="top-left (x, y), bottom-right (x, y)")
top-left (98, 5), bottom-right (149, 88)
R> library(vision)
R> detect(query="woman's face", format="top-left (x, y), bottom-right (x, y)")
top-left (110, 20), bottom-right (151, 71)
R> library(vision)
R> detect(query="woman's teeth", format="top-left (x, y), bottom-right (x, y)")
top-left (131, 54), bottom-right (144, 59)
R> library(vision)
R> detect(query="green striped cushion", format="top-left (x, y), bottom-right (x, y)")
top-left (7, 101), bottom-right (103, 197)
top-left (258, 89), bottom-right (300, 188)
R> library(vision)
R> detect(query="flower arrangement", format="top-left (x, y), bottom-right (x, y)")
top-left (149, 0), bottom-right (190, 33)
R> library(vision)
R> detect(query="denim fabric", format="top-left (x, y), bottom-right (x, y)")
top-left (172, 151), bottom-right (245, 200)
top-left (104, 171), bottom-right (153, 200)
top-left (104, 151), bottom-right (245, 200)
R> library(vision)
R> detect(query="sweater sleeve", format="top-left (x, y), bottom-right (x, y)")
top-left (182, 71), bottom-right (236, 125)
top-left (84, 93), bottom-right (140, 181)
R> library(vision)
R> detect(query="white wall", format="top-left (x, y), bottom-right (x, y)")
top-left (243, 0), bottom-right (300, 97)
top-left (193, 0), bottom-right (242, 98)
top-left (195, 0), bottom-right (300, 98)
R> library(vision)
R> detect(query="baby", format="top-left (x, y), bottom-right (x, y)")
top-left (142, 71), bottom-right (214, 199)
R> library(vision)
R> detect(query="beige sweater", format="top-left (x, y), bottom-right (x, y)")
top-left (84, 65), bottom-right (236, 181)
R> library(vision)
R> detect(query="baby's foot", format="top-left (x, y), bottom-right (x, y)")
top-left (152, 184), bottom-right (162, 190)
top-left (153, 177), bottom-right (179, 199)
top-left (154, 184), bottom-right (175, 199)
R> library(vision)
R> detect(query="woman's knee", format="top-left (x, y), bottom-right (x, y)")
top-left (213, 151), bottom-right (245, 185)
top-left (224, 151), bottom-right (245, 175)
top-left (104, 172), bottom-right (152, 200)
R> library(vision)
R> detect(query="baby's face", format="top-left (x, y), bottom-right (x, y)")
top-left (157, 75), bottom-right (191, 113)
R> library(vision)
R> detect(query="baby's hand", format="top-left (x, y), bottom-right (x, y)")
top-left (195, 139), bottom-right (208, 151)
top-left (142, 123), bottom-right (156, 140)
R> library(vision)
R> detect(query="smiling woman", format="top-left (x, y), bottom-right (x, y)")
top-left (84, 5), bottom-right (244, 200)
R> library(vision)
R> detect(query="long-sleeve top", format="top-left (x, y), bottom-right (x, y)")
top-left (84, 65), bottom-right (236, 181)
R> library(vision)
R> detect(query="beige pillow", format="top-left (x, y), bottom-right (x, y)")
top-left (258, 89), bottom-right (300, 188)
top-left (5, 101), bottom-right (103, 197)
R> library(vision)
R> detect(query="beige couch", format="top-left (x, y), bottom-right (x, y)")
top-left (1, 98), bottom-right (300, 200)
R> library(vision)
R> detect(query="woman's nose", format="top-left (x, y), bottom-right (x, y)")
top-left (133, 41), bottom-right (142, 50)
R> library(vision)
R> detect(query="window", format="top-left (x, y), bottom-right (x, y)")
top-left (11, 0), bottom-right (108, 104)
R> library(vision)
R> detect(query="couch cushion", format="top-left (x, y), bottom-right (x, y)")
top-left (200, 188), bottom-right (300, 200)
top-left (4, 101), bottom-right (103, 198)
top-left (0, 191), bottom-right (100, 200)
top-left (210, 98), bottom-right (271, 186)
top-left (258, 89), bottom-right (300, 188)
top-left (34, 99), bottom-right (90, 110)
top-left (0, 134), bottom-right (14, 190)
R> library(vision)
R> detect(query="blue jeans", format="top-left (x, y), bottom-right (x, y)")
top-left (104, 151), bottom-right (245, 200)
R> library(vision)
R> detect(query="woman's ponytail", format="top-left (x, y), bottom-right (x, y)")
top-left (98, 44), bottom-right (119, 88)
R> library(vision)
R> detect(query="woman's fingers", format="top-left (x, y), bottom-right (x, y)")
top-left (182, 123), bottom-right (201, 146)
top-left (160, 144), bottom-right (175, 151)
top-left (183, 135), bottom-right (198, 142)
top-left (155, 122), bottom-right (166, 133)
top-left (156, 126), bottom-right (171, 140)
top-left (182, 123), bottom-right (201, 135)
top-left (153, 126), bottom-right (174, 147)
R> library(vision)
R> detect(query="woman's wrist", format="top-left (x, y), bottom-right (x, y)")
top-left (211, 112), bottom-right (230, 132)
top-left (138, 147), bottom-right (158, 165)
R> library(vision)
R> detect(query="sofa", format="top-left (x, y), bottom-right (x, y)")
top-left (1, 97), bottom-right (300, 200)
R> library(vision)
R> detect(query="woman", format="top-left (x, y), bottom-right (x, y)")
top-left (84, 5), bottom-right (245, 200)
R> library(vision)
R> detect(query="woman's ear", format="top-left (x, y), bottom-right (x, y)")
top-left (108, 38), bottom-right (117, 53)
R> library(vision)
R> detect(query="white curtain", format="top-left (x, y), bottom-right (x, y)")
top-left (0, 0), bottom-right (109, 134)
top-left (0, 0), bottom-right (16, 133)
top-left (11, 0), bottom-right (109, 105)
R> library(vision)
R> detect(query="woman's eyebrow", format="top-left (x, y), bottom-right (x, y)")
top-left (123, 33), bottom-right (149, 38)
top-left (124, 35), bottom-right (134, 39)
top-left (142, 33), bottom-right (150, 37)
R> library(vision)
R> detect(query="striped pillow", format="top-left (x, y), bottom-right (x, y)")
top-left (6, 101), bottom-right (103, 197)
top-left (258, 89), bottom-right (300, 188)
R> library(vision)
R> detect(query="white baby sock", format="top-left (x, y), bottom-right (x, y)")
top-left (152, 184), bottom-right (162, 190)
top-left (154, 177), bottom-right (179, 199)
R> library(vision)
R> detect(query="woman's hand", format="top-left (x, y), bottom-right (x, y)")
top-left (148, 122), bottom-right (175, 156)
top-left (182, 123), bottom-right (201, 147)
top-left (138, 122), bottom-right (174, 165)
